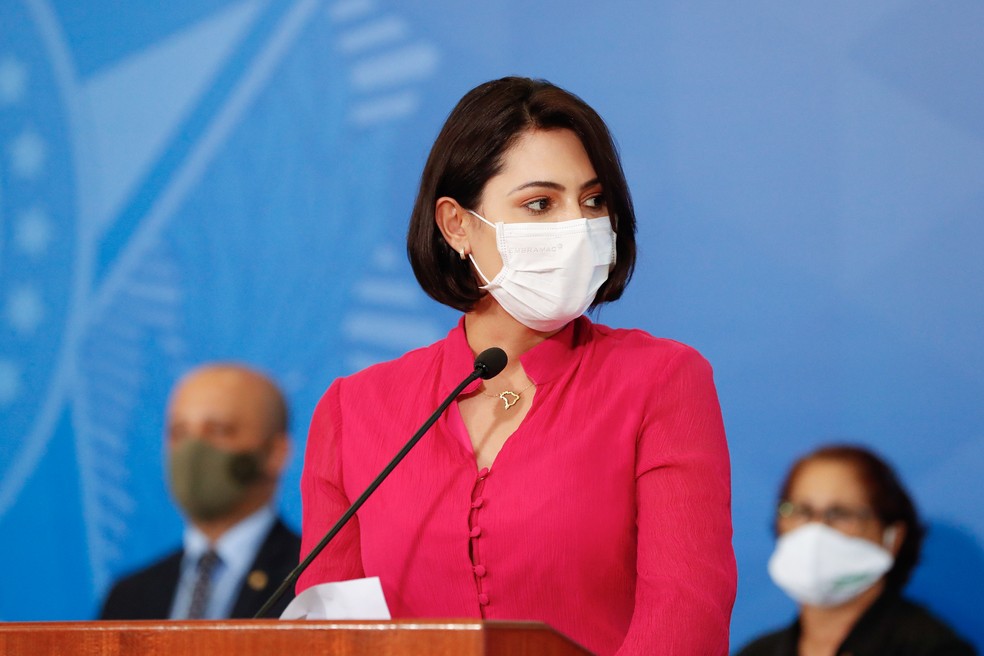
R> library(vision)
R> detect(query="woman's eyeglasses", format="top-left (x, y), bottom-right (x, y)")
top-left (777, 501), bottom-right (875, 533)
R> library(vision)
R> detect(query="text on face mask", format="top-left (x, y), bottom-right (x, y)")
top-left (506, 243), bottom-right (564, 255)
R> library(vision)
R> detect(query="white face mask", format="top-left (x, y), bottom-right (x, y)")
top-left (768, 522), bottom-right (895, 607)
top-left (467, 211), bottom-right (617, 332)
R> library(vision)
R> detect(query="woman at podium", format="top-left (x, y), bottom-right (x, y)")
top-left (298, 76), bottom-right (737, 655)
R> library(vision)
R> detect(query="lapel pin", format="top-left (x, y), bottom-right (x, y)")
top-left (247, 570), bottom-right (268, 591)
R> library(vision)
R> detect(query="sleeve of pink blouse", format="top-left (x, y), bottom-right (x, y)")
top-left (616, 346), bottom-right (737, 655)
top-left (296, 379), bottom-right (365, 594)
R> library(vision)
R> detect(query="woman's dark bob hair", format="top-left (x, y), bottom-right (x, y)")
top-left (407, 76), bottom-right (636, 313)
top-left (776, 444), bottom-right (926, 593)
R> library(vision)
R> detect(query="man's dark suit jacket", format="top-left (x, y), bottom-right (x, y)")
top-left (99, 518), bottom-right (301, 620)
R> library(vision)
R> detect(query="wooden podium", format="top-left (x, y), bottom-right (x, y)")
top-left (0, 619), bottom-right (593, 655)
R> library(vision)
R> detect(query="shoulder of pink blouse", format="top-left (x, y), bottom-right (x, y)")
top-left (582, 321), bottom-right (714, 385)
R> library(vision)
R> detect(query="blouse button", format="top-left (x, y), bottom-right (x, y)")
top-left (471, 497), bottom-right (485, 509)
top-left (473, 565), bottom-right (487, 577)
top-left (478, 593), bottom-right (490, 606)
top-left (470, 526), bottom-right (482, 538)
top-left (478, 467), bottom-right (490, 479)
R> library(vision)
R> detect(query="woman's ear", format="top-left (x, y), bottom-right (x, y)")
top-left (435, 197), bottom-right (470, 259)
top-left (884, 522), bottom-right (906, 555)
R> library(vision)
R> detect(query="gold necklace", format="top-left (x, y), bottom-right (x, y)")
top-left (481, 381), bottom-right (536, 410)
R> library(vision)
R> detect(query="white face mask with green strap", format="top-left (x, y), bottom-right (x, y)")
top-left (467, 211), bottom-right (616, 332)
top-left (768, 522), bottom-right (896, 607)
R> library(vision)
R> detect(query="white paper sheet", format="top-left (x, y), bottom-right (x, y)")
top-left (279, 576), bottom-right (391, 620)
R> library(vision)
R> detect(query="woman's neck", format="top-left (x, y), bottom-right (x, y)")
top-left (797, 581), bottom-right (885, 656)
top-left (463, 297), bottom-right (560, 377)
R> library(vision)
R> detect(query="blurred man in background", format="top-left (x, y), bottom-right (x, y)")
top-left (100, 363), bottom-right (300, 619)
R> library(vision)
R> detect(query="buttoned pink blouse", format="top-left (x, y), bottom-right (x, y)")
top-left (299, 316), bottom-right (736, 655)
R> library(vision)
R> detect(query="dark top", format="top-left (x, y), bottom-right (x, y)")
top-left (736, 593), bottom-right (976, 656)
top-left (99, 517), bottom-right (300, 620)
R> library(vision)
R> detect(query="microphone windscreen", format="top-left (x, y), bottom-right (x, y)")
top-left (474, 347), bottom-right (507, 379)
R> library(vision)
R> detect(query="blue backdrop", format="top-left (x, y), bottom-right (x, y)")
top-left (1, 1), bottom-right (981, 650)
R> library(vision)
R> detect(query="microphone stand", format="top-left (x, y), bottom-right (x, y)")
top-left (254, 361), bottom-right (494, 618)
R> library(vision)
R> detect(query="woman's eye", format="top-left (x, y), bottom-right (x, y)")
top-left (584, 194), bottom-right (606, 209)
top-left (524, 198), bottom-right (551, 213)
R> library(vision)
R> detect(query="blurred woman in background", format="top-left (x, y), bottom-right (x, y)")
top-left (736, 444), bottom-right (975, 656)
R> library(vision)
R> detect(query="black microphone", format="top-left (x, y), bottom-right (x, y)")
top-left (254, 347), bottom-right (507, 618)
top-left (473, 346), bottom-right (507, 380)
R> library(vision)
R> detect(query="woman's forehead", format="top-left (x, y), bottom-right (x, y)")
top-left (494, 129), bottom-right (596, 185)
top-left (789, 458), bottom-right (868, 504)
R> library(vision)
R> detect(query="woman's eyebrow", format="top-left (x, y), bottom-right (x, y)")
top-left (508, 177), bottom-right (600, 194)
top-left (509, 180), bottom-right (564, 194)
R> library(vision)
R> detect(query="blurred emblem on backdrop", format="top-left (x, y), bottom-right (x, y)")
top-left (0, 0), bottom-right (449, 619)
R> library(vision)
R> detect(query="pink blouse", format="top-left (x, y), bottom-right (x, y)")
top-left (299, 316), bottom-right (736, 655)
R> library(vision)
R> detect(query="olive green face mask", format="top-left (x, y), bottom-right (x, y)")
top-left (168, 438), bottom-right (265, 521)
